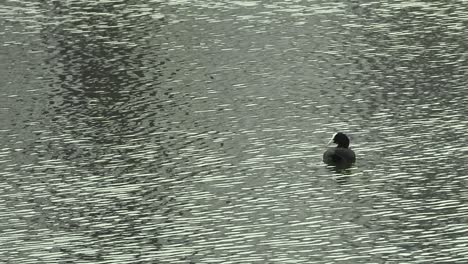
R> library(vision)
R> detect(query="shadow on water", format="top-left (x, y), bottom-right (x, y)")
top-left (325, 164), bottom-right (353, 184)
top-left (41, 0), bottom-right (168, 142)
top-left (18, 1), bottom-right (193, 262)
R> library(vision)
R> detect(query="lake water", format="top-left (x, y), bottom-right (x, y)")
top-left (1, 1), bottom-right (468, 263)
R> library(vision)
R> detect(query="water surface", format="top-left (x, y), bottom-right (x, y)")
top-left (1, 1), bottom-right (468, 263)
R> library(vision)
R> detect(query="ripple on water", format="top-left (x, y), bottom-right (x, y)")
top-left (1, 0), bottom-right (468, 263)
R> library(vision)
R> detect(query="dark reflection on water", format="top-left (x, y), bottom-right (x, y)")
top-left (2, 0), bottom-right (468, 263)
top-left (36, 2), bottom-right (175, 262)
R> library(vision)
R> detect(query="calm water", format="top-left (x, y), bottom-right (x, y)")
top-left (1, 1), bottom-right (468, 263)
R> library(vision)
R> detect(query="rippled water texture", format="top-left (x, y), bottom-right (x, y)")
top-left (1, 1), bottom-right (468, 263)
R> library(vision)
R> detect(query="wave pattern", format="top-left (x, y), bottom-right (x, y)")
top-left (1, 0), bottom-right (468, 263)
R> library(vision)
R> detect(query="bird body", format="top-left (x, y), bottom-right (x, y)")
top-left (323, 147), bottom-right (356, 164)
top-left (323, 132), bottom-right (356, 167)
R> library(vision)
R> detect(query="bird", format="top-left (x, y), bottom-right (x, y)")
top-left (323, 132), bottom-right (356, 167)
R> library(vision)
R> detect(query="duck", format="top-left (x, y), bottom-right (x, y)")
top-left (323, 132), bottom-right (356, 166)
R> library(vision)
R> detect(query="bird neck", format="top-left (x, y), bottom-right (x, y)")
top-left (337, 143), bottom-right (349, 148)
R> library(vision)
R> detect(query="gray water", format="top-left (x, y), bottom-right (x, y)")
top-left (1, 1), bottom-right (468, 263)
